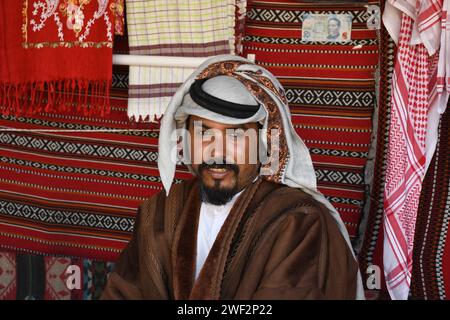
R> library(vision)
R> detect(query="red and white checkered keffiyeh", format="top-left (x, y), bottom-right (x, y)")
top-left (423, 0), bottom-right (449, 171)
top-left (383, 13), bottom-right (429, 300)
top-left (382, 0), bottom-right (449, 299)
top-left (437, 0), bottom-right (450, 96)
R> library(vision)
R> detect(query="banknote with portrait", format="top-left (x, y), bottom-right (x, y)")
top-left (302, 14), bottom-right (353, 42)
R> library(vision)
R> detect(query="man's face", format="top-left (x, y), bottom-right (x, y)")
top-left (328, 20), bottom-right (340, 36)
top-left (188, 115), bottom-right (260, 204)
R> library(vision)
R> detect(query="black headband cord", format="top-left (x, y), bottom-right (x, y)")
top-left (189, 78), bottom-right (260, 119)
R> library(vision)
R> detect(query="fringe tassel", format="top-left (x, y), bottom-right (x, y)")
top-left (0, 80), bottom-right (111, 118)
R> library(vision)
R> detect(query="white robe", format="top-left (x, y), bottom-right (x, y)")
top-left (195, 189), bottom-right (244, 279)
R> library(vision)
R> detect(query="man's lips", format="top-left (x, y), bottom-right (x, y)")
top-left (205, 167), bottom-right (232, 179)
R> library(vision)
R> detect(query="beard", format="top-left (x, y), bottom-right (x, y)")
top-left (198, 162), bottom-right (240, 205)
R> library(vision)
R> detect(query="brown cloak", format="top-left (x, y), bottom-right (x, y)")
top-left (101, 177), bottom-right (358, 300)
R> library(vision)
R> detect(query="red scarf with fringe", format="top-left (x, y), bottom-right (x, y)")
top-left (0, 0), bottom-right (119, 117)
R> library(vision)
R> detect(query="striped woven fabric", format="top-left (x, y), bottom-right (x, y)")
top-left (0, 100), bottom-right (162, 261)
top-left (243, 0), bottom-right (379, 240)
top-left (410, 101), bottom-right (450, 300)
top-left (126, 0), bottom-right (244, 121)
top-left (358, 0), bottom-right (395, 295)
top-left (0, 46), bottom-right (192, 262)
top-left (128, 66), bottom-right (196, 121)
top-left (0, 34), bottom-right (196, 301)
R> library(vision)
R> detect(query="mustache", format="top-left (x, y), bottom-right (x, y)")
top-left (198, 161), bottom-right (239, 175)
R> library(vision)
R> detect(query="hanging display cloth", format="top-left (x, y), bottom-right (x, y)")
top-left (0, 0), bottom-right (122, 117)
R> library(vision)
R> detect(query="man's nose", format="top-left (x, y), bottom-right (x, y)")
top-left (209, 132), bottom-right (225, 160)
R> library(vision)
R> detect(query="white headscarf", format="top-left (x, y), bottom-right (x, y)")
top-left (157, 54), bottom-right (365, 299)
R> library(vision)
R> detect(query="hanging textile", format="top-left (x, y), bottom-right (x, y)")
top-left (381, 0), bottom-right (450, 299)
top-left (383, 12), bottom-right (429, 300)
top-left (0, 93), bottom-right (194, 261)
top-left (0, 0), bottom-right (122, 117)
top-left (359, 0), bottom-right (450, 299)
top-left (0, 32), bottom-right (196, 261)
top-left (411, 100), bottom-right (450, 299)
top-left (243, 0), bottom-right (379, 240)
top-left (0, 32), bottom-right (191, 302)
top-left (358, 0), bottom-right (396, 297)
top-left (436, 0), bottom-right (450, 95)
top-left (419, 0), bottom-right (449, 172)
top-left (125, 0), bottom-right (245, 122)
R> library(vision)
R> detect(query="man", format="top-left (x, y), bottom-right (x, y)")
top-left (101, 55), bottom-right (364, 300)
top-left (327, 17), bottom-right (341, 40)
